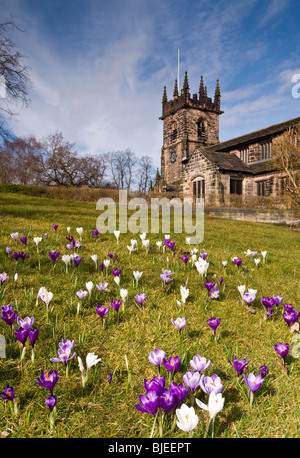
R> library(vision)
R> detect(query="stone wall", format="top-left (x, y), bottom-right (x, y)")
top-left (205, 206), bottom-right (300, 225)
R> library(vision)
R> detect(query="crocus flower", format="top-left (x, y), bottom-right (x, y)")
top-left (144, 376), bottom-right (165, 393)
top-left (233, 258), bottom-right (242, 270)
top-left (78, 352), bottom-right (101, 387)
top-left (14, 328), bottom-right (29, 359)
top-left (107, 372), bottom-right (112, 383)
top-left (199, 374), bottom-right (224, 395)
top-left (110, 300), bottom-right (121, 313)
top-left (170, 382), bottom-right (189, 408)
top-left (133, 271), bottom-right (143, 285)
top-left (190, 354), bottom-right (211, 373)
top-left (195, 259), bottom-right (209, 278)
top-left (228, 356), bottom-right (249, 377)
top-left (163, 356), bottom-right (180, 375)
top-left (33, 237), bottom-right (42, 252)
top-left (1, 385), bottom-right (18, 415)
top-left (261, 251), bottom-right (267, 262)
top-left (17, 316), bottom-right (34, 331)
top-left (259, 365), bottom-right (269, 378)
top-left (261, 296), bottom-right (276, 318)
top-left (62, 254), bottom-right (71, 272)
top-left (171, 317), bottom-right (186, 333)
top-left (52, 225), bottom-right (58, 232)
top-left (112, 268), bottom-right (121, 277)
top-left (183, 370), bottom-right (201, 393)
top-left (5, 247), bottom-right (12, 255)
top-left (86, 281), bottom-right (94, 296)
top-left (135, 293), bottom-right (147, 309)
top-left (176, 404), bottom-right (199, 435)
top-left (76, 290), bottom-right (88, 301)
top-left (91, 254), bottom-right (98, 269)
top-left (50, 339), bottom-right (76, 373)
top-left (36, 370), bottom-right (59, 393)
top-left (283, 303), bottom-right (294, 313)
top-left (91, 229), bottom-right (99, 239)
top-left (283, 310), bottom-right (299, 327)
top-left (96, 282), bottom-right (109, 292)
top-left (160, 269), bottom-right (173, 285)
top-left (135, 390), bottom-right (159, 417)
top-left (273, 295), bottom-right (284, 306)
top-left (180, 255), bottom-right (189, 264)
top-left (29, 328), bottom-right (38, 347)
top-left (208, 285), bottom-right (220, 299)
top-left (45, 394), bottom-right (57, 412)
top-left (196, 392), bottom-right (225, 430)
top-left (73, 255), bottom-right (82, 266)
top-left (113, 230), bottom-right (120, 244)
top-left (10, 232), bottom-right (18, 241)
top-left (0, 304), bottom-right (18, 327)
top-left (96, 305), bottom-right (110, 325)
top-left (76, 227), bottom-right (83, 240)
top-left (159, 388), bottom-right (176, 412)
top-left (208, 317), bottom-right (221, 340)
top-left (243, 373), bottom-right (264, 407)
top-left (274, 342), bottom-right (289, 362)
top-left (180, 285), bottom-right (189, 304)
top-left (222, 261), bottom-right (227, 268)
top-left (0, 272), bottom-right (9, 284)
top-left (20, 236), bottom-right (27, 245)
top-left (48, 250), bottom-right (60, 266)
top-left (149, 348), bottom-right (166, 372)
top-left (238, 284), bottom-right (246, 298)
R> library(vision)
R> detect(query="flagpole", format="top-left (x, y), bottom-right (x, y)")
top-left (178, 48), bottom-right (180, 90)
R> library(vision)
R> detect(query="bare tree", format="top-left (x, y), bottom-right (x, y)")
top-left (0, 135), bottom-right (42, 184)
top-left (137, 155), bottom-right (155, 193)
top-left (80, 154), bottom-right (107, 188)
top-left (273, 124), bottom-right (300, 208)
top-left (0, 16), bottom-right (31, 139)
top-left (106, 149), bottom-right (137, 190)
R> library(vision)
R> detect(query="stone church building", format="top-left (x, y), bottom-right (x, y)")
top-left (155, 71), bottom-right (300, 204)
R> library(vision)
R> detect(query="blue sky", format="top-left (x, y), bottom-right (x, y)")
top-left (2, 0), bottom-right (300, 167)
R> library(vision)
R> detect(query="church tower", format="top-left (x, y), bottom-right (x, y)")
top-left (159, 72), bottom-right (222, 191)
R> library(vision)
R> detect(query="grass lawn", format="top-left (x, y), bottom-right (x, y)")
top-left (0, 192), bottom-right (299, 438)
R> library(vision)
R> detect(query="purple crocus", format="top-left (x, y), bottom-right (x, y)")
top-left (233, 258), bottom-right (242, 270)
top-left (0, 272), bottom-right (9, 284)
top-left (107, 372), bottom-right (112, 383)
top-left (29, 328), bottom-right (38, 347)
top-left (45, 394), bottom-right (57, 412)
top-left (135, 293), bottom-right (147, 310)
top-left (180, 255), bottom-right (189, 264)
top-left (76, 290), bottom-right (88, 300)
top-left (171, 317), bottom-right (186, 333)
top-left (283, 303), bottom-right (294, 313)
top-left (96, 282), bottom-right (109, 292)
top-left (228, 356), bottom-right (249, 377)
top-left (5, 247), bottom-right (12, 256)
top-left (110, 300), bottom-right (121, 313)
top-left (162, 356), bottom-right (180, 376)
top-left (52, 225), bottom-right (58, 232)
top-left (200, 252), bottom-right (208, 260)
top-left (199, 374), bottom-right (224, 395)
top-left (14, 328), bottom-right (29, 346)
top-left (274, 342), bottom-right (289, 362)
top-left (36, 370), bottom-right (59, 394)
top-left (48, 250), bottom-right (60, 266)
top-left (169, 382), bottom-right (189, 408)
top-left (164, 239), bottom-right (175, 253)
top-left (144, 376), bottom-right (165, 393)
top-left (159, 388), bottom-right (176, 412)
top-left (182, 370), bottom-right (201, 393)
top-left (261, 296), bottom-right (276, 318)
top-left (149, 348), bottom-right (166, 372)
top-left (208, 285), bottom-right (220, 299)
top-left (273, 295), bottom-right (284, 306)
top-left (204, 281), bottom-right (215, 291)
top-left (111, 268), bottom-right (121, 277)
top-left (96, 305), bottom-right (110, 325)
top-left (91, 229), bottom-right (99, 239)
top-left (73, 255), bottom-right (82, 266)
top-left (259, 365), bottom-right (269, 378)
top-left (135, 390), bottom-right (160, 417)
top-left (50, 339), bottom-right (76, 368)
top-left (208, 317), bottom-right (221, 340)
top-left (283, 310), bottom-right (299, 327)
top-left (20, 236), bottom-right (27, 245)
top-left (160, 270), bottom-right (173, 285)
top-left (1, 385), bottom-right (15, 401)
top-left (0, 304), bottom-right (18, 327)
top-left (190, 354), bottom-right (211, 373)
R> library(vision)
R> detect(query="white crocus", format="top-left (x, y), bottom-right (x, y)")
top-left (254, 258), bottom-right (261, 267)
top-left (133, 271), bottom-right (143, 285)
top-left (261, 251), bottom-right (267, 262)
top-left (62, 254), bottom-right (71, 272)
top-left (195, 259), bottom-right (209, 278)
top-left (196, 391), bottom-right (225, 429)
top-left (86, 281), bottom-right (94, 296)
top-left (78, 352), bottom-right (101, 387)
top-left (76, 227), bottom-right (83, 240)
top-left (185, 237), bottom-right (191, 245)
top-left (180, 285), bottom-right (189, 304)
top-left (142, 239), bottom-right (150, 253)
top-left (67, 227), bottom-right (71, 233)
top-left (91, 254), bottom-right (98, 269)
top-left (33, 237), bottom-right (42, 253)
top-left (127, 244), bottom-right (136, 254)
top-left (14, 273), bottom-right (18, 284)
top-left (36, 286), bottom-right (48, 305)
top-left (103, 259), bottom-right (110, 274)
top-left (176, 403), bottom-right (199, 435)
top-left (114, 276), bottom-right (120, 287)
top-left (237, 285), bottom-right (246, 298)
top-left (140, 232), bottom-right (146, 241)
top-left (120, 288), bottom-right (128, 311)
top-left (156, 241), bottom-right (162, 250)
top-left (244, 249), bottom-right (252, 256)
top-left (114, 230), bottom-right (120, 244)
top-left (40, 291), bottom-right (53, 312)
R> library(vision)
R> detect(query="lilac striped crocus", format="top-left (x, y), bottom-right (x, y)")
top-left (274, 342), bottom-right (289, 363)
top-left (17, 316), bottom-right (34, 330)
top-left (50, 339), bottom-right (76, 374)
top-left (283, 310), bottom-right (300, 327)
top-left (190, 354), bottom-right (211, 373)
top-left (243, 373), bottom-right (264, 407)
top-left (144, 376), bottom-right (166, 393)
top-left (171, 317), bottom-right (186, 333)
top-left (182, 370), bottom-right (201, 393)
top-left (110, 300), bottom-right (121, 313)
top-left (0, 272), bottom-right (9, 284)
top-left (135, 390), bottom-right (160, 417)
top-left (208, 317), bottom-right (221, 340)
top-left (96, 305), bottom-right (110, 325)
top-left (163, 356), bottom-right (180, 376)
top-left (135, 293), bottom-right (147, 310)
top-left (199, 374), bottom-right (224, 395)
top-left (149, 348), bottom-right (166, 373)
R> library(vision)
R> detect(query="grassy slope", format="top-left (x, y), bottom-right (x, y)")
top-left (0, 192), bottom-right (299, 438)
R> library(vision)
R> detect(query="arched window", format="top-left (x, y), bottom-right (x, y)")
top-left (170, 121), bottom-right (177, 143)
top-left (192, 177), bottom-right (205, 199)
top-left (197, 119), bottom-right (207, 140)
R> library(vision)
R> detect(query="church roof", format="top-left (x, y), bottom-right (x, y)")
top-left (205, 116), bottom-right (300, 152)
top-left (200, 150), bottom-right (251, 173)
